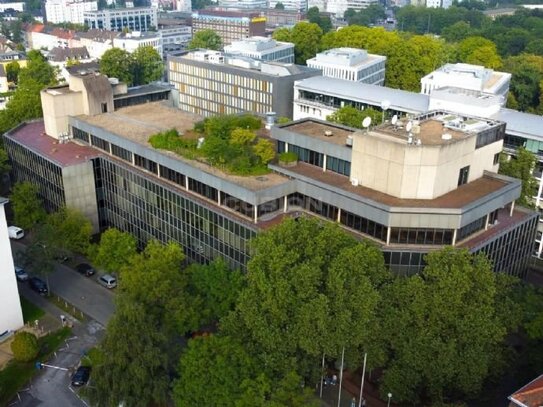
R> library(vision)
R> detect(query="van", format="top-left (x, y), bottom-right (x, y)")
top-left (8, 226), bottom-right (24, 240)
top-left (98, 274), bottom-right (117, 289)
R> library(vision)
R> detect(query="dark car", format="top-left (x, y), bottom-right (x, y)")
top-left (71, 366), bottom-right (91, 386)
top-left (76, 263), bottom-right (95, 277)
top-left (14, 266), bottom-right (29, 282)
top-left (29, 277), bottom-right (48, 295)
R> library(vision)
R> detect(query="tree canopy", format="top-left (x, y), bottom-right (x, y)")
top-left (188, 29), bottom-right (223, 51)
top-left (272, 22), bottom-right (323, 65)
top-left (499, 147), bottom-right (538, 208)
top-left (89, 228), bottom-right (138, 274)
top-left (327, 105), bottom-right (383, 128)
top-left (99, 48), bottom-right (134, 85)
top-left (10, 181), bottom-right (46, 230)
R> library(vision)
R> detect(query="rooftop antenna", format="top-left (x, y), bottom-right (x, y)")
top-left (380, 100), bottom-right (391, 124)
top-left (362, 116), bottom-right (372, 133)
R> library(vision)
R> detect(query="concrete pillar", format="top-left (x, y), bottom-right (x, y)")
top-left (285, 142), bottom-right (289, 152)
top-left (218, 190), bottom-right (221, 206)
top-left (386, 227), bottom-right (391, 245)
top-left (337, 208), bottom-right (341, 223)
top-left (452, 229), bottom-right (457, 246)
top-left (485, 213), bottom-right (490, 230)
top-left (510, 200), bottom-right (515, 217)
top-left (537, 176), bottom-right (543, 208)
top-left (254, 206), bottom-right (258, 224)
top-left (323, 154), bottom-right (327, 172)
top-left (157, 164), bottom-right (161, 178)
top-left (283, 196), bottom-right (288, 213)
top-left (185, 176), bottom-right (189, 190)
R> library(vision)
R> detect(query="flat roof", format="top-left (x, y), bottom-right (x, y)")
top-left (284, 162), bottom-right (510, 209)
top-left (296, 76), bottom-right (429, 114)
top-left (75, 102), bottom-right (289, 191)
top-left (6, 120), bottom-right (98, 167)
top-left (374, 118), bottom-right (467, 146)
top-left (492, 108), bottom-right (543, 139)
top-left (280, 120), bottom-right (355, 146)
top-left (114, 83), bottom-right (171, 99)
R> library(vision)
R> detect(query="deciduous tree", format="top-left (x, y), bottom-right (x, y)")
top-left (499, 147), bottom-right (538, 208)
top-left (10, 181), bottom-right (46, 230)
top-left (188, 29), bottom-right (222, 51)
top-left (89, 228), bottom-right (137, 274)
top-left (132, 45), bottom-right (164, 85)
top-left (99, 47), bottom-right (134, 85)
top-left (42, 207), bottom-right (93, 255)
top-left (327, 105), bottom-right (382, 128)
top-left (0, 147), bottom-right (10, 178)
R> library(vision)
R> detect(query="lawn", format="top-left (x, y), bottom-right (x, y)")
top-left (0, 327), bottom-right (71, 405)
top-left (20, 297), bottom-right (45, 323)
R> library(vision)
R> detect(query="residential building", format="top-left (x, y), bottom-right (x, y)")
top-left (83, 7), bottom-right (158, 32)
top-left (312, 0), bottom-right (380, 16)
top-left (0, 2), bottom-right (24, 12)
top-left (71, 29), bottom-right (117, 60)
top-left (191, 10), bottom-right (266, 46)
top-left (175, 0), bottom-right (191, 12)
top-left (45, 0), bottom-right (97, 24)
top-left (426, 0), bottom-right (452, 7)
top-left (3, 75), bottom-right (537, 277)
top-left (0, 197), bottom-right (24, 333)
top-left (224, 36), bottom-right (295, 63)
top-left (262, 9), bottom-right (306, 27)
top-left (218, 0), bottom-right (267, 10)
top-left (509, 374), bottom-right (543, 407)
top-left (114, 31), bottom-right (163, 58)
top-left (47, 46), bottom-right (91, 65)
top-left (27, 26), bottom-right (76, 50)
top-left (421, 63), bottom-right (511, 101)
top-left (168, 49), bottom-right (321, 118)
top-left (159, 25), bottom-right (191, 53)
top-left (306, 48), bottom-right (386, 84)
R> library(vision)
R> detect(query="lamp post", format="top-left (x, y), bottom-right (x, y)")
top-left (387, 392), bottom-right (392, 407)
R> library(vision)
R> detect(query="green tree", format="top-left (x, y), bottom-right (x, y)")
top-left (42, 207), bottom-right (93, 256)
top-left (173, 335), bottom-right (257, 406)
top-left (188, 259), bottom-right (244, 326)
top-left (274, 1), bottom-right (285, 8)
top-left (377, 247), bottom-right (510, 404)
top-left (253, 139), bottom-right (275, 164)
top-left (230, 128), bottom-right (256, 146)
top-left (132, 46), bottom-right (164, 86)
top-left (503, 54), bottom-right (543, 112)
top-left (441, 21), bottom-right (475, 42)
top-left (274, 22), bottom-right (323, 65)
top-left (458, 36), bottom-right (502, 68)
top-left (326, 105), bottom-right (382, 128)
top-left (99, 47), bottom-right (134, 85)
top-left (307, 6), bottom-right (332, 33)
top-left (188, 29), bottom-right (223, 51)
top-left (271, 27), bottom-right (291, 43)
top-left (6, 61), bottom-right (20, 83)
top-left (89, 228), bottom-right (137, 274)
top-left (10, 181), bottom-right (46, 230)
top-left (223, 217), bottom-right (387, 379)
top-left (0, 147), bottom-right (11, 178)
top-left (10, 332), bottom-right (39, 362)
top-left (499, 147), bottom-right (538, 208)
top-left (19, 50), bottom-right (57, 86)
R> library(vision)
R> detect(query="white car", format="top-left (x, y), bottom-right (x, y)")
top-left (14, 266), bottom-right (29, 282)
top-left (8, 226), bottom-right (24, 240)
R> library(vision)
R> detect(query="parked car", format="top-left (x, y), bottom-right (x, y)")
top-left (14, 266), bottom-right (29, 282)
top-left (76, 263), bottom-right (95, 277)
top-left (71, 366), bottom-right (91, 386)
top-left (8, 226), bottom-right (24, 240)
top-left (98, 274), bottom-right (117, 289)
top-left (29, 277), bottom-right (48, 295)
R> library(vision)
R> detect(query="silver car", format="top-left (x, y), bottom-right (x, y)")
top-left (14, 266), bottom-right (29, 282)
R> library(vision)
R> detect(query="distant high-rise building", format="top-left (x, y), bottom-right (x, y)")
top-left (310, 0), bottom-right (378, 16)
top-left (176, 0), bottom-right (191, 12)
top-left (83, 7), bottom-right (158, 32)
top-left (218, 0), bottom-right (267, 9)
top-left (425, 0), bottom-right (452, 8)
top-left (268, 0), bottom-right (307, 11)
top-left (45, 0), bottom-right (97, 24)
top-left (224, 36), bottom-right (295, 63)
top-left (191, 10), bottom-right (266, 46)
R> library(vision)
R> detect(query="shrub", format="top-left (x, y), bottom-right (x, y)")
top-left (149, 129), bottom-right (197, 152)
top-left (279, 151), bottom-right (298, 163)
top-left (277, 116), bottom-right (291, 125)
top-left (11, 332), bottom-right (39, 362)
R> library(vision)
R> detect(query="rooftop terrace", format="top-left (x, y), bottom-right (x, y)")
top-left (280, 120), bottom-right (355, 146)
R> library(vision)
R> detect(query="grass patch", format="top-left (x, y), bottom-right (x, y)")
top-left (47, 295), bottom-right (85, 322)
top-left (0, 328), bottom-right (72, 405)
top-left (20, 297), bottom-right (45, 323)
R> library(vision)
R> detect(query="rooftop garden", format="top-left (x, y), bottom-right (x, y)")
top-left (149, 114), bottom-right (275, 176)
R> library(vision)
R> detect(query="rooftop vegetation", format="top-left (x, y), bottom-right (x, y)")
top-left (149, 115), bottom-right (276, 176)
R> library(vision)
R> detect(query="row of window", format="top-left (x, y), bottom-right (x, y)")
top-left (278, 141), bottom-right (351, 177)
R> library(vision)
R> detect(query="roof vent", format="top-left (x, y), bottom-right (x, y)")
top-left (345, 135), bottom-right (353, 147)
top-left (324, 130), bottom-right (333, 137)
top-left (350, 178), bottom-right (359, 186)
top-left (442, 133), bottom-right (452, 140)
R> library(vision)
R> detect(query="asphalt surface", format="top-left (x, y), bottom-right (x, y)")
top-left (9, 241), bottom-right (114, 407)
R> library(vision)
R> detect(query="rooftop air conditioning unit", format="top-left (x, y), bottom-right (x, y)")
top-left (345, 135), bottom-right (353, 147)
top-left (324, 130), bottom-right (333, 137)
top-left (351, 178), bottom-right (359, 186)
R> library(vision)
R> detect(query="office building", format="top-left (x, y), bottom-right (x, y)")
top-left (45, 0), bottom-right (97, 24)
top-left (3, 74), bottom-right (537, 277)
top-left (191, 10), bottom-right (266, 46)
top-left (263, 9), bottom-right (306, 27)
top-left (268, 0), bottom-right (307, 11)
top-left (311, 0), bottom-right (379, 16)
top-left (0, 197), bottom-right (24, 333)
top-left (168, 49), bottom-right (321, 118)
top-left (218, 0), bottom-right (267, 9)
top-left (426, 0), bottom-right (453, 7)
top-left (306, 48), bottom-right (386, 84)
top-left (421, 63), bottom-right (511, 101)
top-left (84, 7), bottom-right (158, 32)
top-left (224, 37), bottom-right (295, 63)
top-left (114, 31), bottom-right (163, 58)
top-left (159, 25), bottom-right (191, 53)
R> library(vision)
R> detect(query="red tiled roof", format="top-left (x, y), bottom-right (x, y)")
top-left (50, 28), bottom-right (75, 40)
top-left (509, 374), bottom-right (543, 407)
top-left (28, 24), bottom-right (45, 33)
top-left (6, 121), bottom-right (98, 167)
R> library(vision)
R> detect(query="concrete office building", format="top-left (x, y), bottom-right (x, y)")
top-left (262, 9), bottom-right (306, 27)
top-left (168, 49), bottom-right (321, 118)
top-left (3, 75), bottom-right (537, 276)
top-left (224, 37), bottom-right (295, 63)
top-left (114, 31), bottom-right (163, 58)
top-left (421, 63), bottom-right (511, 101)
top-left (191, 10), bottom-right (266, 46)
top-left (219, 0), bottom-right (267, 8)
top-left (0, 197), bottom-right (24, 334)
top-left (84, 7), bottom-right (158, 32)
top-left (159, 25), bottom-right (191, 53)
top-left (307, 48), bottom-right (386, 84)
top-left (45, 0), bottom-right (97, 24)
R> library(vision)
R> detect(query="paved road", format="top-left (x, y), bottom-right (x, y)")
top-left (11, 241), bottom-right (116, 326)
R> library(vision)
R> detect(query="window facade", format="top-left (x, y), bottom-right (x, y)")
top-left (389, 228), bottom-right (454, 245)
top-left (458, 166), bottom-right (470, 186)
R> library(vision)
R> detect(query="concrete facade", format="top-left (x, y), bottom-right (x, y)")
top-left (83, 7), bottom-right (158, 32)
top-left (62, 162), bottom-right (100, 233)
top-left (224, 37), bottom-right (295, 64)
top-left (0, 198), bottom-right (24, 333)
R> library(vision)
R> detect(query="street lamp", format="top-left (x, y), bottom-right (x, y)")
top-left (387, 392), bottom-right (392, 407)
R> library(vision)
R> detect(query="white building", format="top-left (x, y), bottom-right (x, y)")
top-left (224, 36), bottom-right (295, 64)
top-left (45, 0), bottom-right (97, 24)
top-left (307, 48), bottom-right (386, 84)
top-left (421, 63), bottom-right (511, 101)
top-left (176, 0), bottom-right (191, 12)
top-left (426, 0), bottom-right (453, 8)
top-left (0, 2), bottom-right (25, 12)
top-left (159, 25), bottom-right (191, 53)
top-left (268, 0), bottom-right (307, 11)
top-left (218, 0), bottom-right (267, 9)
top-left (84, 7), bottom-right (158, 32)
top-left (0, 197), bottom-right (24, 334)
top-left (114, 31), bottom-right (163, 57)
top-left (71, 29), bottom-right (117, 60)
top-left (316, 0), bottom-right (379, 16)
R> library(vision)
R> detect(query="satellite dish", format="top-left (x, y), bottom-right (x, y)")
top-left (362, 117), bottom-right (372, 128)
top-left (405, 121), bottom-right (413, 132)
top-left (391, 115), bottom-right (398, 125)
top-left (381, 100), bottom-right (391, 111)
